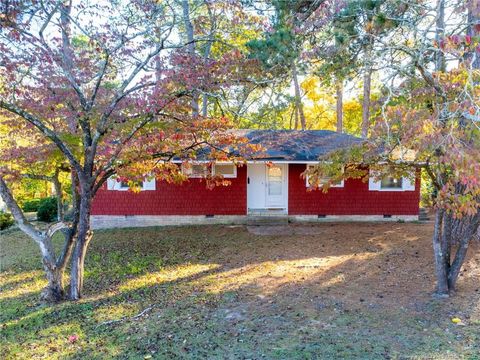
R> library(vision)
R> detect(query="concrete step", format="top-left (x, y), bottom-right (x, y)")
top-left (246, 216), bottom-right (289, 226)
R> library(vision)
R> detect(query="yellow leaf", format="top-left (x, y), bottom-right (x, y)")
top-left (451, 317), bottom-right (462, 324)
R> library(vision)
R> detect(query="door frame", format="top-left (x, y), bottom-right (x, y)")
top-left (247, 162), bottom-right (288, 212)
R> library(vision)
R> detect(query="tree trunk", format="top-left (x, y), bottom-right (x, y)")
top-left (432, 209), bottom-right (449, 296)
top-left (292, 63), bottom-right (306, 130)
top-left (336, 80), bottom-right (343, 133)
top-left (361, 68), bottom-right (372, 138)
top-left (431, 207), bottom-right (480, 296)
top-left (182, 0), bottom-right (199, 116)
top-left (447, 214), bottom-right (480, 291)
top-left (294, 106), bottom-right (299, 130)
top-left (202, 1), bottom-right (215, 117)
top-left (52, 173), bottom-right (64, 221)
top-left (41, 260), bottom-right (66, 302)
top-left (435, 0), bottom-right (446, 72)
top-left (69, 188), bottom-right (93, 300)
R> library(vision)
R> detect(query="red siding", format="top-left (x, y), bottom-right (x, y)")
top-left (92, 164), bottom-right (420, 217)
top-left (288, 164), bottom-right (420, 215)
top-left (91, 166), bottom-right (247, 215)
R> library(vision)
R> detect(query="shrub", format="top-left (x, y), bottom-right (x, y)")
top-left (0, 211), bottom-right (14, 230)
top-left (22, 199), bottom-right (42, 212)
top-left (37, 197), bottom-right (58, 222)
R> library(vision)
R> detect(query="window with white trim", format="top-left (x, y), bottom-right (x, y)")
top-left (182, 163), bottom-right (209, 178)
top-left (368, 169), bottom-right (415, 191)
top-left (305, 165), bottom-right (344, 188)
top-left (213, 164), bottom-right (237, 178)
top-left (107, 177), bottom-right (156, 191)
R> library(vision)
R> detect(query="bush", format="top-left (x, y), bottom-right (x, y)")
top-left (22, 199), bottom-right (42, 212)
top-left (37, 197), bottom-right (58, 222)
top-left (0, 211), bottom-right (14, 230)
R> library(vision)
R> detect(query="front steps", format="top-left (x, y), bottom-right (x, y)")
top-left (247, 209), bottom-right (289, 226)
top-left (246, 215), bottom-right (289, 226)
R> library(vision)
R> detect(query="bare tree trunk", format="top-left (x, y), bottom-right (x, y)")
top-left (60, 1), bottom-right (73, 71)
top-left (336, 80), bottom-right (343, 133)
top-left (202, 0), bottom-right (215, 117)
top-left (294, 106), bottom-right (299, 130)
top-left (441, 211), bottom-right (452, 272)
top-left (52, 171), bottom-right (64, 221)
top-left (182, 0), bottom-right (199, 116)
top-left (435, 0), bottom-right (446, 72)
top-left (361, 67), bottom-right (372, 138)
top-left (41, 255), bottom-right (66, 302)
top-left (201, 85), bottom-right (209, 117)
top-left (447, 214), bottom-right (480, 291)
top-left (432, 209), bottom-right (449, 296)
top-left (292, 63), bottom-right (306, 130)
top-left (431, 199), bottom-right (480, 296)
top-left (289, 107), bottom-right (295, 130)
top-left (69, 186), bottom-right (93, 300)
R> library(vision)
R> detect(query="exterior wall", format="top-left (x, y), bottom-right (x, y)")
top-left (288, 164), bottom-right (420, 216)
top-left (91, 166), bottom-right (247, 216)
top-left (91, 163), bottom-right (421, 228)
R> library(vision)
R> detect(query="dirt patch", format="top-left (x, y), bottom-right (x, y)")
top-left (239, 222), bottom-right (479, 309)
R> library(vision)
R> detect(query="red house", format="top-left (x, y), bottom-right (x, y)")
top-left (91, 130), bottom-right (420, 228)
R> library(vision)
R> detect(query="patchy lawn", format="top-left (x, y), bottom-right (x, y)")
top-left (1, 223), bottom-right (479, 359)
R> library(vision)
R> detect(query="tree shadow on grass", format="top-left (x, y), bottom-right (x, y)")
top-left (2, 223), bottom-right (480, 359)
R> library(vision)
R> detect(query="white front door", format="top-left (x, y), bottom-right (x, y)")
top-left (247, 163), bottom-right (288, 211)
top-left (265, 164), bottom-right (287, 208)
top-left (247, 163), bottom-right (265, 210)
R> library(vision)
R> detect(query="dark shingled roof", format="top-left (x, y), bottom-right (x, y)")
top-left (236, 129), bottom-right (362, 161)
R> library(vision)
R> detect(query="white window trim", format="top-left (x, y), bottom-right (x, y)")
top-left (181, 163), bottom-right (210, 178)
top-left (107, 176), bottom-right (156, 191)
top-left (305, 165), bottom-right (344, 188)
top-left (212, 163), bottom-right (237, 178)
top-left (369, 169), bottom-right (415, 192)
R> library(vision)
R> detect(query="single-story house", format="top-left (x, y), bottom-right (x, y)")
top-left (91, 130), bottom-right (420, 228)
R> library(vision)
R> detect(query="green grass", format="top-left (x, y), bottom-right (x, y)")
top-left (1, 224), bottom-right (479, 359)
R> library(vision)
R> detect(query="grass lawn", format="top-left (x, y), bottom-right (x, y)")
top-left (1, 223), bottom-right (480, 359)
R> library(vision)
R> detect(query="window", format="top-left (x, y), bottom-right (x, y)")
top-left (305, 165), bottom-right (344, 188)
top-left (107, 177), bottom-right (156, 191)
top-left (182, 163), bottom-right (209, 178)
top-left (368, 169), bottom-right (416, 191)
top-left (380, 176), bottom-right (403, 190)
top-left (213, 164), bottom-right (237, 178)
top-left (268, 166), bottom-right (283, 195)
